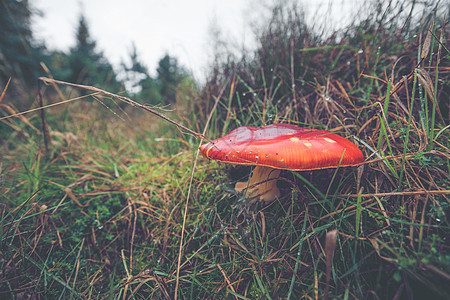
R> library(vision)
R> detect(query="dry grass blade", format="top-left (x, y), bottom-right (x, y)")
top-left (0, 92), bottom-right (98, 121)
top-left (420, 21), bottom-right (434, 60)
top-left (368, 238), bottom-right (396, 263)
top-left (416, 68), bottom-right (435, 102)
top-left (0, 101), bottom-right (41, 134)
top-left (38, 77), bottom-right (210, 142)
top-left (154, 272), bottom-right (172, 300)
top-left (0, 77), bottom-right (11, 104)
top-left (40, 62), bottom-right (67, 101)
top-left (217, 264), bottom-right (238, 299)
top-left (38, 82), bottom-right (51, 154)
top-left (0, 78), bottom-right (41, 135)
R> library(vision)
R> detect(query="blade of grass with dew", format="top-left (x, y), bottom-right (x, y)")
top-left (416, 33), bottom-right (430, 142)
top-left (329, 44), bottom-right (348, 73)
top-left (261, 67), bottom-right (268, 125)
top-left (355, 137), bottom-right (398, 179)
top-left (324, 150), bottom-right (348, 213)
top-left (398, 68), bottom-right (419, 190)
top-left (236, 74), bottom-right (265, 124)
top-left (429, 23), bottom-right (443, 149)
top-left (365, 47), bottom-right (382, 104)
top-left (234, 88), bottom-right (244, 126)
top-left (420, 21), bottom-right (434, 141)
top-left (222, 76), bottom-right (238, 135)
top-left (270, 78), bottom-right (283, 109)
top-left (376, 78), bottom-right (394, 154)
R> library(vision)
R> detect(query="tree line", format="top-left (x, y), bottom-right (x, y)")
top-left (0, 0), bottom-right (189, 105)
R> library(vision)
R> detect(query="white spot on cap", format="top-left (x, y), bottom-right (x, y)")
top-left (304, 142), bottom-right (312, 147)
top-left (324, 137), bottom-right (336, 143)
top-left (290, 137), bottom-right (300, 142)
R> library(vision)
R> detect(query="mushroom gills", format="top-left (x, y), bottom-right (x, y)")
top-left (235, 166), bottom-right (281, 203)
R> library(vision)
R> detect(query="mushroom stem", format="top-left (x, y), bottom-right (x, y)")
top-left (235, 166), bottom-right (281, 202)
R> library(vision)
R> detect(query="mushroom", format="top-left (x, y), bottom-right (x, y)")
top-left (199, 124), bottom-right (364, 202)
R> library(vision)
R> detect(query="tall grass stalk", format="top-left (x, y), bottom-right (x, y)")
top-left (398, 68), bottom-right (419, 190)
top-left (376, 78), bottom-right (392, 152)
top-left (428, 25), bottom-right (443, 149)
top-left (365, 47), bottom-right (382, 104)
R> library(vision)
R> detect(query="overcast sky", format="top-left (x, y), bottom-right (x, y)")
top-left (32, 0), bottom-right (260, 81)
top-left (32, 0), bottom-right (358, 82)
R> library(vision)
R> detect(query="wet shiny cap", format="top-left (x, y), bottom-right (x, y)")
top-left (199, 124), bottom-right (364, 170)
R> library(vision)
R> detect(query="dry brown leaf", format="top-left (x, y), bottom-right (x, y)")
top-left (325, 229), bottom-right (338, 300)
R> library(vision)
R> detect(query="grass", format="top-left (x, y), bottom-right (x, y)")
top-left (1, 1), bottom-right (449, 299)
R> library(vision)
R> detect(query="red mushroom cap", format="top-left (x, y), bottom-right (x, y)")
top-left (200, 124), bottom-right (364, 171)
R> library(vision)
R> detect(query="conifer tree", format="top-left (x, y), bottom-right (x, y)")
top-left (67, 14), bottom-right (120, 91)
top-left (156, 54), bottom-right (186, 104)
top-left (0, 0), bottom-right (43, 86)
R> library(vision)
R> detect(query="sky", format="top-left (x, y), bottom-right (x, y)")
top-left (32, 0), bottom-right (259, 82)
top-left (32, 0), bottom-right (358, 83)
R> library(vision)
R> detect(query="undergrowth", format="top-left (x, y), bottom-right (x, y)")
top-left (1, 0), bottom-right (449, 299)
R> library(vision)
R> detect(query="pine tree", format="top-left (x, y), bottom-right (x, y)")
top-left (156, 54), bottom-right (186, 104)
top-left (67, 14), bottom-right (120, 91)
top-left (0, 0), bottom-right (44, 86)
